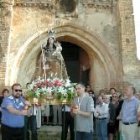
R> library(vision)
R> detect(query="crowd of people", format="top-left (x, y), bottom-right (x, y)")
top-left (0, 82), bottom-right (140, 140)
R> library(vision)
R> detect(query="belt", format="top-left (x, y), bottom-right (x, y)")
top-left (97, 118), bottom-right (107, 120)
top-left (122, 122), bottom-right (136, 125)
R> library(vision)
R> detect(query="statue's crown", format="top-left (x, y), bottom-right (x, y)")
top-left (48, 29), bottom-right (56, 39)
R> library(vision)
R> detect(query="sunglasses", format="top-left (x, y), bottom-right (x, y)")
top-left (14, 89), bottom-right (22, 92)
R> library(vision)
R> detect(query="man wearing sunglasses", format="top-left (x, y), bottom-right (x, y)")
top-left (1, 83), bottom-right (30, 140)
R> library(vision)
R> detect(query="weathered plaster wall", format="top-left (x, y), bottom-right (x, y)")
top-left (118, 0), bottom-right (140, 90)
top-left (0, 0), bottom-right (14, 90)
top-left (8, 2), bottom-right (119, 89)
top-left (0, 0), bottom-right (139, 92)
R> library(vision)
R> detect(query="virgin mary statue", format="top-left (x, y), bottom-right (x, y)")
top-left (40, 30), bottom-right (68, 80)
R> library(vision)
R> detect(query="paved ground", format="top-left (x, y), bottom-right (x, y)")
top-left (0, 126), bottom-right (97, 140)
top-left (0, 126), bottom-right (62, 140)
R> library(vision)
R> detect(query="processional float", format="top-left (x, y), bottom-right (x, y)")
top-left (25, 29), bottom-right (76, 105)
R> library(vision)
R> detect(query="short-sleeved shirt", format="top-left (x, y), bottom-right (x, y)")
top-left (121, 96), bottom-right (140, 123)
top-left (1, 95), bottom-right (25, 128)
top-left (94, 102), bottom-right (109, 119)
top-left (73, 93), bottom-right (94, 133)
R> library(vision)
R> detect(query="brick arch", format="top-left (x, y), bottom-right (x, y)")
top-left (9, 24), bottom-right (122, 90)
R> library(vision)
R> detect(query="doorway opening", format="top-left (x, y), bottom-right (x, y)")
top-left (61, 41), bottom-right (90, 85)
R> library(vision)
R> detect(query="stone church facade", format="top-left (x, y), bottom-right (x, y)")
top-left (0, 0), bottom-right (140, 92)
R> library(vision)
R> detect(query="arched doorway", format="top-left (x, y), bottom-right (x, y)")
top-left (8, 24), bottom-right (121, 92)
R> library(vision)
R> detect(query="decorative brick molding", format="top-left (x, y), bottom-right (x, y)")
top-left (81, 0), bottom-right (115, 9)
top-left (14, 0), bottom-right (56, 8)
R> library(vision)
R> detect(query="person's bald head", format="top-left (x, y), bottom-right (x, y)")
top-left (124, 84), bottom-right (136, 98)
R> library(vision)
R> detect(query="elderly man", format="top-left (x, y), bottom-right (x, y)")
top-left (1, 83), bottom-right (29, 140)
top-left (120, 84), bottom-right (140, 140)
top-left (71, 83), bottom-right (94, 140)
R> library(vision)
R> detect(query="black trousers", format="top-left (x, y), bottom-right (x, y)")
top-left (61, 112), bottom-right (74, 140)
top-left (1, 124), bottom-right (24, 140)
top-left (25, 116), bottom-right (38, 140)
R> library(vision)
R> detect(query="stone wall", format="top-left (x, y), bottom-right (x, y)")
top-left (0, 0), bottom-right (139, 92)
top-left (118, 0), bottom-right (140, 90)
top-left (0, 0), bottom-right (14, 90)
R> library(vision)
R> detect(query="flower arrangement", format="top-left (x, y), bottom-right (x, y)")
top-left (25, 76), bottom-right (76, 104)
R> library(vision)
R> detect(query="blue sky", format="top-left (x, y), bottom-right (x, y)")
top-left (133, 0), bottom-right (140, 59)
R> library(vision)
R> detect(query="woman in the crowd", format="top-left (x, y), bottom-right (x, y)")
top-left (109, 88), bottom-right (117, 102)
top-left (0, 88), bottom-right (10, 123)
top-left (108, 93), bottom-right (119, 140)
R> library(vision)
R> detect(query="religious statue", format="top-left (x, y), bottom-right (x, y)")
top-left (41, 29), bottom-right (68, 80)
top-left (28, 30), bottom-right (76, 105)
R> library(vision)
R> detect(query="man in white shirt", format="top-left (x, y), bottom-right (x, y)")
top-left (94, 95), bottom-right (109, 140)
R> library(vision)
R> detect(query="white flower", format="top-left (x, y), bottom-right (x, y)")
top-left (65, 79), bottom-right (71, 87)
top-left (57, 87), bottom-right (66, 93)
top-left (46, 87), bottom-right (53, 93)
top-left (68, 87), bottom-right (74, 92)
top-left (47, 78), bottom-right (51, 81)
